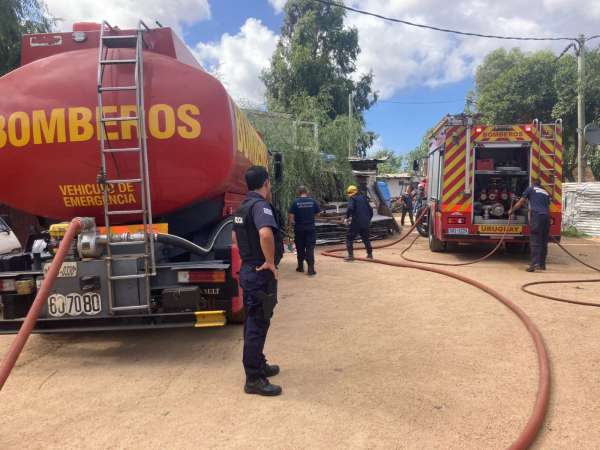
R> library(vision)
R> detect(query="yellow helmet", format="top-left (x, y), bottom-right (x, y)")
top-left (346, 185), bottom-right (358, 196)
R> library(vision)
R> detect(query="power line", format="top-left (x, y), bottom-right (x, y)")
top-left (311, 0), bottom-right (579, 42)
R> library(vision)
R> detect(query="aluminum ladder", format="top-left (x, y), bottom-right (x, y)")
top-left (96, 20), bottom-right (155, 314)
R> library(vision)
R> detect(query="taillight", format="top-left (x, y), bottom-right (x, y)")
top-left (0, 279), bottom-right (16, 292)
top-left (475, 127), bottom-right (482, 133)
top-left (448, 217), bottom-right (466, 224)
top-left (178, 270), bottom-right (226, 284)
top-left (525, 125), bottom-right (532, 132)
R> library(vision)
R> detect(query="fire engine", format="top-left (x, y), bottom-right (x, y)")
top-left (424, 114), bottom-right (562, 251)
top-left (0, 21), bottom-right (273, 332)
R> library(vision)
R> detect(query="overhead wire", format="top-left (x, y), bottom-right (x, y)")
top-left (312, 0), bottom-right (581, 42)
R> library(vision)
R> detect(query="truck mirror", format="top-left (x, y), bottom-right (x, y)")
top-left (273, 153), bottom-right (283, 184)
top-left (412, 159), bottom-right (419, 171)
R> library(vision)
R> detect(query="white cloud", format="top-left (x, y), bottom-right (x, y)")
top-left (347, 0), bottom-right (600, 99)
top-left (193, 18), bottom-right (278, 105)
top-left (268, 0), bottom-right (288, 14)
top-left (45, 0), bottom-right (211, 34)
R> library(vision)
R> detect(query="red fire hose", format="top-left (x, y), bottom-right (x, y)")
top-left (521, 236), bottom-right (600, 307)
top-left (322, 211), bottom-right (550, 450)
top-left (398, 208), bottom-right (515, 266)
top-left (0, 218), bottom-right (82, 391)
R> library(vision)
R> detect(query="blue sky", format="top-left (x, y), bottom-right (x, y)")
top-left (181, 1), bottom-right (474, 154)
top-left (45, 0), bottom-right (600, 155)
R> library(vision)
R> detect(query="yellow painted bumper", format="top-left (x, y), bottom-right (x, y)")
top-left (194, 310), bottom-right (227, 328)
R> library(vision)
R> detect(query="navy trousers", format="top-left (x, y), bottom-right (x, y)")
top-left (294, 228), bottom-right (316, 265)
top-left (530, 213), bottom-right (550, 267)
top-left (346, 225), bottom-right (372, 256)
top-left (240, 264), bottom-right (276, 381)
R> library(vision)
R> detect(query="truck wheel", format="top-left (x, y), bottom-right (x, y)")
top-left (428, 214), bottom-right (446, 252)
top-left (416, 209), bottom-right (429, 237)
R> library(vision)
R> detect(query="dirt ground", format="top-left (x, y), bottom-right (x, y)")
top-left (1, 232), bottom-right (599, 449)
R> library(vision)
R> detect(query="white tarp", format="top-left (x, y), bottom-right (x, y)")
top-left (562, 182), bottom-right (600, 236)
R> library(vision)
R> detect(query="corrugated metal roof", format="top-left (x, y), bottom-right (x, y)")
top-left (562, 182), bottom-right (600, 236)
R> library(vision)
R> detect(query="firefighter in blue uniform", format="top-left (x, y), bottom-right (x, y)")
top-left (508, 178), bottom-right (551, 272)
top-left (233, 166), bottom-right (284, 396)
top-left (288, 185), bottom-right (320, 276)
top-left (344, 185), bottom-right (374, 261)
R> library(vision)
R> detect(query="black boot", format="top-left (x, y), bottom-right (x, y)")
top-left (264, 363), bottom-right (280, 377)
top-left (344, 254), bottom-right (354, 262)
top-left (366, 253), bottom-right (373, 260)
top-left (244, 378), bottom-right (282, 396)
top-left (296, 260), bottom-right (304, 272)
top-left (307, 264), bottom-right (316, 276)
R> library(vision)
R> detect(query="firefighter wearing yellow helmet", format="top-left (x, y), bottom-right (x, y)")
top-left (344, 185), bottom-right (373, 261)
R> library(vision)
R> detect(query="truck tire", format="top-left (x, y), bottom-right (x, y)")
top-left (416, 208), bottom-right (429, 237)
top-left (428, 214), bottom-right (446, 252)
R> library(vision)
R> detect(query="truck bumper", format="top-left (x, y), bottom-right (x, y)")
top-left (0, 310), bottom-right (227, 334)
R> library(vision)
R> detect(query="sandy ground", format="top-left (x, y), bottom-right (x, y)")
top-left (1, 232), bottom-right (599, 449)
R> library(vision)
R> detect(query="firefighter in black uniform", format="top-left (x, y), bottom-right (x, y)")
top-left (233, 166), bottom-right (284, 396)
top-left (508, 179), bottom-right (551, 272)
top-left (344, 185), bottom-right (374, 261)
top-left (288, 185), bottom-right (320, 276)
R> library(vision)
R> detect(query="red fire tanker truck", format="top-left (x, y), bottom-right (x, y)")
top-left (0, 21), bottom-right (272, 332)
top-left (424, 114), bottom-right (563, 252)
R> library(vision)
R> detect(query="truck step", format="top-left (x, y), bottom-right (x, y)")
top-left (102, 35), bottom-right (138, 48)
top-left (109, 273), bottom-right (147, 281)
top-left (99, 86), bottom-right (137, 92)
top-left (102, 147), bottom-right (141, 153)
top-left (111, 305), bottom-right (150, 312)
top-left (106, 253), bottom-right (149, 261)
top-left (100, 59), bottom-right (137, 65)
top-left (107, 209), bottom-right (145, 215)
top-left (105, 178), bottom-right (142, 184)
top-left (100, 116), bottom-right (139, 122)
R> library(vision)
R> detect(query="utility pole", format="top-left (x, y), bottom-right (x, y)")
top-left (577, 34), bottom-right (586, 182)
top-left (348, 92), bottom-right (353, 158)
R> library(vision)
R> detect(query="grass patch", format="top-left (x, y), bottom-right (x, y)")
top-left (561, 226), bottom-right (590, 238)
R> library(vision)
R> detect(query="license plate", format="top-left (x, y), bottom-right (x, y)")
top-left (448, 227), bottom-right (469, 235)
top-left (43, 262), bottom-right (77, 278)
top-left (478, 225), bottom-right (523, 234)
top-left (47, 292), bottom-right (102, 317)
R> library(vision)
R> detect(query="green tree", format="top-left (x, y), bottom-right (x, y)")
top-left (0, 0), bottom-right (53, 76)
top-left (473, 47), bottom-right (600, 180)
top-left (262, 0), bottom-right (377, 122)
top-left (258, 0), bottom-right (379, 211)
top-left (403, 130), bottom-right (431, 173)
top-left (370, 149), bottom-right (403, 174)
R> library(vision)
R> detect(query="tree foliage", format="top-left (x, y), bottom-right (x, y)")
top-left (259, 0), bottom-right (379, 211)
top-left (244, 108), bottom-right (355, 212)
top-left (262, 0), bottom-right (377, 122)
top-left (473, 47), bottom-right (600, 180)
top-left (0, 0), bottom-right (53, 76)
top-left (370, 149), bottom-right (403, 175)
top-left (403, 129), bottom-right (431, 173)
